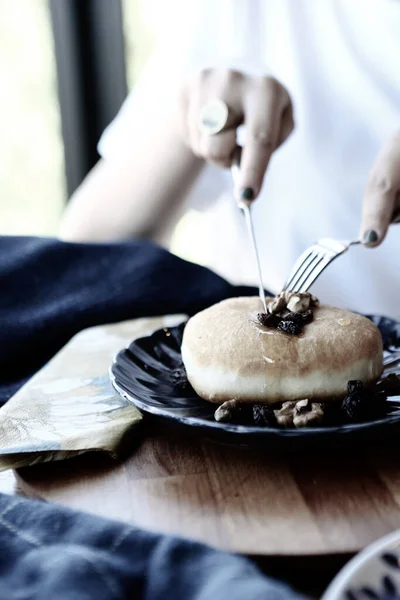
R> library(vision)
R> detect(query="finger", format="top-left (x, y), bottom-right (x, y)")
top-left (178, 81), bottom-right (190, 143)
top-left (187, 98), bottom-right (204, 158)
top-left (198, 129), bottom-right (237, 168)
top-left (277, 102), bottom-right (295, 147)
top-left (238, 78), bottom-right (291, 202)
top-left (183, 70), bottom-right (214, 158)
top-left (189, 70), bottom-right (243, 160)
top-left (361, 131), bottom-right (400, 247)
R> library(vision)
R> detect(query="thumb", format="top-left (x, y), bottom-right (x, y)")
top-left (361, 131), bottom-right (400, 247)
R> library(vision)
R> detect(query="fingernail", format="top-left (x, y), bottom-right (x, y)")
top-left (240, 187), bottom-right (254, 201)
top-left (362, 229), bottom-right (379, 244)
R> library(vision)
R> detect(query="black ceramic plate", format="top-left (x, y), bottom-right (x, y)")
top-left (110, 316), bottom-right (400, 448)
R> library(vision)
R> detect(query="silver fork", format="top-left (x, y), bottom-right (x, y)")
top-left (282, 237), bottom-right (362, 294)
top-left (284, 210), bottom-right (400, 294)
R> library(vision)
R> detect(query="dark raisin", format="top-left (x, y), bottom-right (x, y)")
top-left (341, 393), bottom-right (364, 422)
top-left (282, 309), bottom-right (313, 325)
top-left (231, 404), bottom-right (256, 425)
top-left (253, 404), bottom-right (276, 426)
top-left (277, 320), bottom-right (303, 335)
top-left (300, 309), bottom-right (314, 324)
top-left (282, 312), bottom-right (303, 323)
top-left (340, 381), bottom-right (387, 423)
top-left (172, 366), bottom-right (188, 389)
top-left (257, 312), bottom-right (281, 328)
top-left (347, 380), bottom-right (363, 395)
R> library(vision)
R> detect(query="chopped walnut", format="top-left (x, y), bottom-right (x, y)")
top-left (267, 292), bottom-right (287, 315)
top-left (267, 291), bottom-right (319, 315)
top-left (287, 293), bottom-right (311, 313)
top-left (214, 399), bottom-right (241, 422)
top-left (274, 399), bottom-right (324, 428)
top-left (310, 294), bottom-right (320, 307)
top-left (293, 402), bottom-right (323, 427)
top-left (274, 401), bottom-right (297, 426)
top-left (295, 399), bottom-right (310, 413)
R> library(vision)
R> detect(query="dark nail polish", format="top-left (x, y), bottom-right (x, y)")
top-left (240, 187), bottom-right (254, 201)
top-left (363, 230), bottom-right (379, 244)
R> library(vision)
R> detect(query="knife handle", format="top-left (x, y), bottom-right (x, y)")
top-left (231, 146), bottom-right (242, 188)
top-left (231, 146), bottom-right (252, 208)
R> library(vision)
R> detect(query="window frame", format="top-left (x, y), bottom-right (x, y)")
top-left (49, 0), bottom-right (128, 197)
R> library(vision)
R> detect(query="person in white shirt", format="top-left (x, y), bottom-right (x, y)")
top-left (60, 0), bottom-right (400, 318)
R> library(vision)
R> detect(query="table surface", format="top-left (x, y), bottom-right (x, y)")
top-left (5, 427), bottom-right (400, 559)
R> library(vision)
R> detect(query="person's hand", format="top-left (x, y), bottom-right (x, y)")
top-left (361, 131), bottom-right (400, 247)
top-left (180, 69), bottom-right (294, 202)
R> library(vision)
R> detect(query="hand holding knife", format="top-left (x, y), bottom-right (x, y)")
top-left (198, 101), bottom-right (268, 312)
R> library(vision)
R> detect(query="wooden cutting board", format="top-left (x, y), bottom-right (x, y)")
top-left (7, 318), bottom-right (400, 557)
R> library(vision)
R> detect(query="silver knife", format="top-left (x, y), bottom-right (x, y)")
top-left (231, 147), bottom-right (268, 313)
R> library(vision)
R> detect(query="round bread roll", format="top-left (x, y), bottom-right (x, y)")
top-left (181, 297), bottom-right (383, 404)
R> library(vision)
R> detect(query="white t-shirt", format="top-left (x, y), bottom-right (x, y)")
top-left (99, 0), bottom-right (400, 319)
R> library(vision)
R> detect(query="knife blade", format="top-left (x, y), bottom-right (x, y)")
top-left (231, 147), bottom-right (268, 313)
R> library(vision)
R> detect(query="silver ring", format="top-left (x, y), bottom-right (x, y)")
top-left (198, 99), bottom-right (229, 135)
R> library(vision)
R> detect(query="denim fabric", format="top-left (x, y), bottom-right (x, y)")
top-left (0, 493), bottom-right (304, 599)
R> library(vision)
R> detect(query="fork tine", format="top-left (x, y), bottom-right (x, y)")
top-left (283, 237), bottom-right (356, 295)
top-left (282, 245), bottom-right (319, 292)
top-left (285, 247), bottom-right (325, 293)
top-left (292, 250), bottom-right (327, 293)
top-left (296, 252), bottom-right (335, 293)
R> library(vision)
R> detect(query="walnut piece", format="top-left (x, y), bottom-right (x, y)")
top-left (214, 399), bottom-right (240, 422)
top-left (293, 402), bottom-right (323, 427)
top-left (274, 399), bottom-right (324, 428)
top-left (295, 399), bottom-right (310, 413)
top-left (267, 291), bottom-right (319, 315)
top-left (274, 401), bottom-right (297, 426)
top-left (267, 292), bottom-right (287, 315)
top-left (287, 293), bottom-right (311, 313)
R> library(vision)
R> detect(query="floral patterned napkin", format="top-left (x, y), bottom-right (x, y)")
top-left (0, 315), bottom-right (186, 471)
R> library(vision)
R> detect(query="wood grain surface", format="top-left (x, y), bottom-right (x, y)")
top-left (15, 427), bottom-right (400, 557)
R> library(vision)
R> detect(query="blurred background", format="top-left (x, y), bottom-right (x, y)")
top-left (0, 0), bottom-right (193, 238)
